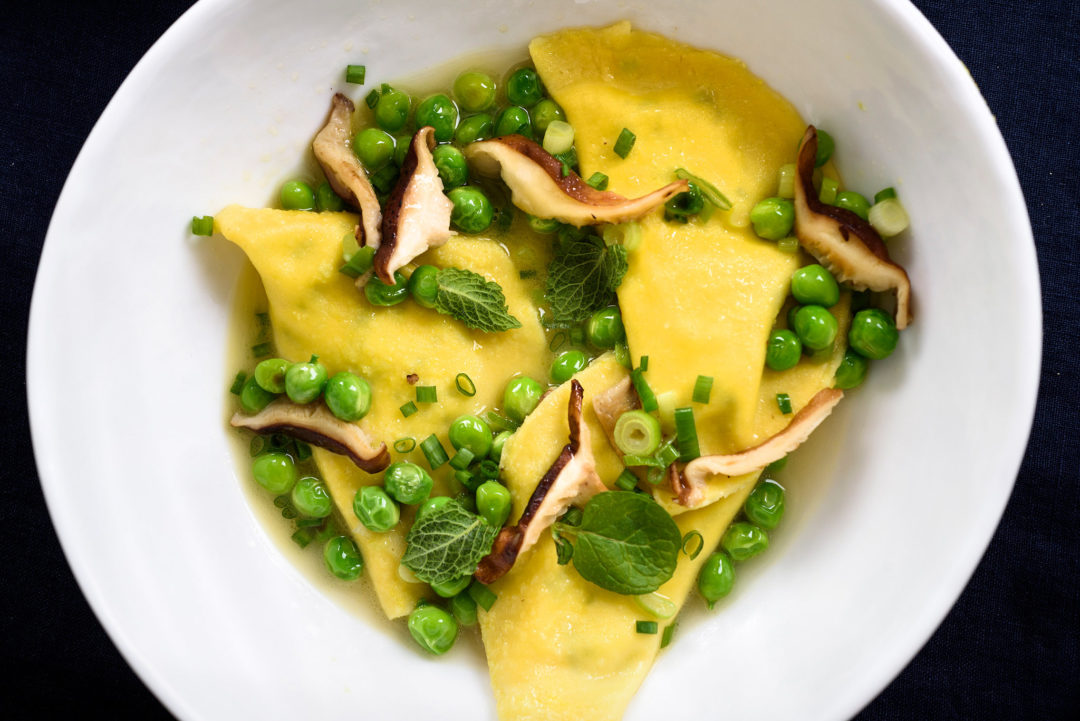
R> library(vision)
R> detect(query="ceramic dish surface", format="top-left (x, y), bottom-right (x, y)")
top-left (27, 0), bottom-right (1039, 719)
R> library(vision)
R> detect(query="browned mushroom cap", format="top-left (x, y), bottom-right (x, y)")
top-left (312, 93), bottom-right (382, 250)
top-left (674, 388), bottom-right (844, 507)
top-left (475, 379), bottom-right (606, 583)
top-left (373, 126), bottom-right (455, 284)
top-left (794, 126), bottom-right (912, 329)
top-left (463, 134), bottom-right (688, 227)
top-left (590, 375), bottom-right (641, 454)
top-left (231, 398), bottom-right (390, 473)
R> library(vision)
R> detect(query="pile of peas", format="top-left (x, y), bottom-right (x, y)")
top-left (697, 461), bottom-right (788, 607)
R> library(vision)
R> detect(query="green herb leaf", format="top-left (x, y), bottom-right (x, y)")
top-left (401, 499), bottom-right (499, 585)
top-left (565, 491), bottom-right (681, 595)
top-left (544, 234), bottom-right (628, 326)
top-left (434, 268), bottom-right (522, 333)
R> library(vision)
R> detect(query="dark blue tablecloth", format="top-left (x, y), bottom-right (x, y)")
top-left (2, 1), bottom-right (1077, 717)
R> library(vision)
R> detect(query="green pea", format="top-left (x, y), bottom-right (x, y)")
top-left (490, 430), bottom-right (512, 461)
top-left (447, 186), bottom-right (494, 233)
top-left (790, 264), bottom-right (840, 307)
top-left (766, 329), bottom-right (802, 371)
top-left (393, 134), bottom-right (412, 167)
top-left (291, 476), bottom-right (333, 518)
top-left (721, 522), bottom-right (769, 561)
top-left (252, 452), bottom-right (298, 494)
top-left (494, 106), bottom-right (531, 138)
top-left (665, 183), bottom-right (705, 221)
top-left (431, 144), bottom-right (468, 189)
top-left (698, 551), bottom-right (735, 608)
top-left (407, 264), bottom-right (440, 309)
top-left (284, 356), bottom-right (328, 404)
top-left (453, 71), bottom-right (497, 113)
top-left (408, 604), bottom-right (458, 655)
top-left (530, 98), bottom-right (565, 135)
top-left (280, 180), bottom-right (315, 211)
top-left (431, 575), bottom-right (472, 598)
top-left (835, 190), bottom-right (871, 220)
top-left (834, 349), bottom-right (869, 390)
top-left (749, 197), bottom-right (795, 240)
top-left (364, 270), bottom-right (410, 306)
top-left (352, 128), bottom-right (396, 171)
top-left (448, 414), bottom-right (493, 457)
top-left (323, 535), bottom-right (364, 581)
top-left (506, 67), bottom-right (544, 107)
top-left (586, 307), bottom-right (625, 349)
top-left (239, 375), bottom-right (276, 414)
top-left (324, 372), bottom-right (372, 421)
top-left (450, 591), bottom-right (478, 626)
top-left (550, 350), bottom-right (588, 383)
top-left (353, 485), bottom-right (400, 532)
top-left (383, 461), bottom-right (433, 505)
top-left (792, 305), bottom-right (839, 351)
top-left (416, 495), bottom-right (451, 521)
top-left (374, 88), bottom-right (411, 132)
top-left (414, 94), bottom-right (459, 142)
top-left (848, 308), bottom-right (899, 360)
top-left (502, 375), bottom-right (543, 423)
top-left (253, 358), bottom-right (289, 394)
top-left (744, 479), bottom-right (785, 530)
top-left (314, 182), bottom-right (345, 212)
top-left (455, 113), bottom-right (495, 145)
top-left (814, 129), bottom-right (835, 167)
top-left (476, 481), bottom-right (512, 528)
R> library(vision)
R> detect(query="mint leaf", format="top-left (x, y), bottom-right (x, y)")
top-left (544, 234), bottom-right (628, 327)
top-left (402, 499), bottom-right (499, 585)
top-left (565, 491), bottom-right (681, 595)
top-left (434, 268), bottom-right (522, 333)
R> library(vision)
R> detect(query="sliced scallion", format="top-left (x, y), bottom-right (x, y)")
top-left (615, 469), bottom-right (638, 491)
top-left (393, 437), bottom-right (417, 454)
top-left (548, 331), bottom-right (567, 353)
top-left (542, 120), bottom-right (575, 155)
top-left (190, 215), bottom-right (214, 236)
top-left (675, 168), bottom-right (732, 210)
top-left (636, 620), bottom-right (659, 634)
top-left (455, 469), bottom-right (480, 491)
top-left (468, 581), bottom-right (497, 611)
top-left (249, 435), bottom-right (266, 457)
top-left (229, 371), bottom-right (247, 395)
top-left (345, 64), bottom-right (366, 84)
top-left (519, 269), bottom-right (538, 279)
top-left (586, 172), bottom-right (609, 191)
top-left (776, 393), bottom-right (793, 415)
top-left (614, 410), bottom-right (662, 457)
top-left (819, 176), bottom-right (839, 205)
top-left (692, 375), bottom-right (713, 404)
top-left (364, 89), bottom-right (380, 109)
top-left (639, 355), bottom-right (649, 371)
top-left (420, 434), bottom-right (449, 470)
top-left (777, 163), bottom-right (796, 199)
top-left (613, 128), bottom-right (636, 159)
top-left (635, 592), bottom-right (677, 619)
top-left (477, 459), bottom-right (500, 480)
top-left (631, 368), bottom-right (658, 413)
top-left (681, 530), bottom-right (704, 560)
top-left (656, 440), bottom-right (679, 468)
top-left (455, 373), bottom-right (476, 397)
top-left (623, 454), bottom-right (664, 468)
top-left (294, 441), bottom-right (312, 461)
top-left (449, 447), bottom-right (476, 471)
top-left (399, 401), bottom-right (418, 418)
top-left (777, 237), bottom-right (800, 253)
top-left (674, 408), bottom-right (700, 462)
top-left (416, 385), bottom-right (438, 404)
top-left (661, 621), bottom-right (677, 649)
top-left (291, 528), bottom-right (316, 548)
top-left (868, 197), bottom-right (910, 237)
top-left (251, 342), bottom-right (272, 359)
top-left (340, 245), bottom-right (375, 278)
top-left (483, 411), bottom-right (519, 433)
top-left (874, 187), bottom-right (898, 203)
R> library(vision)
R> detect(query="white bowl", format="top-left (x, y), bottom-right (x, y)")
top-left (27, 0), bottom-right (1039, 719)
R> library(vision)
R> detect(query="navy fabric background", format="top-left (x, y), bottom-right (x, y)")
top-left (2, 0), bottom-right (1077, 717)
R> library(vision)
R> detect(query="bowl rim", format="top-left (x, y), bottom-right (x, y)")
top-left (26, 0), bottom-right (1041, 719)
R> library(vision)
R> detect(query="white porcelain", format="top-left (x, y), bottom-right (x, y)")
top-left (27, 0), bottom-right (1039, 719)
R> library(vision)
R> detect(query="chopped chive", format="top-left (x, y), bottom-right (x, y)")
top-left (251, 342), bottom-right (272, 358)
top-left (615, 469), bottom-right (638, 491)
top-left (477, 459), bottom-right (500, 480)
top-left (674, 168), bottom-right (732, 210)
top-left (483, 411), bottom-right (519, 433)
top-left (776, 393), bottom-right (793, 415)
top-left (548, 331), bottom-right (567, 352)
top-left (468, 581), bottom-right (497, 611)
top-left (455, 469), bottom-right (481, 491)
top-left (364, 88), bottom-right (380, 108)
top-left (269, 433), bottom-right (291, 451)
top-left (656, 440), bottom-right (680, 468)
top-left (631, 368), bottom-right (658, 413)
top-left (586, 172), bottom-right (609, 190)
top-left (553, 147), bottom-right (578, 172)
top-left (380, 83), bottom-right (390, 94)
top-left (281, 506), bottom-right (298, 520)
top-left (681, 530), bottom-right (704, 560)
top-left (623, 454), bottom-right (664, 468)
top-left (674, 408), bottom-right (700, 462)
top-left (294, 441), bottom-right (313, 461)
top-left (339, 245), bottom-right (375, 278)
top-left (613, 128), bottom-right (636, 159)
top-left (661, 621), bottom-right (678, 649)
top-left (636, 620), bottom-right (659, 634)
top-left (692, 375), bottom-right (713, 404)
top-left (190, 215), bottom-right (214, 236)
top-left (229, 371), bottom-right (247, 395)
top-left (420, 434), bottom-right (450, 470)
top-left (519, 269), bottom-right (537, 279)
top-left (449, 448), bottom-right (476, 471)
top-left (295, 518), bottom-right (323, 528)
top-left (345, 64), bottom-right (366, 84)
top-left (399, 401), bottom-right (418, 418)
top-left (874, 187), bottom-right (898, 203)
top-left (393, 437), bottom-right (417, 454)
top-left (614, 342), bottom-right (631, 368)
top-left (291, 528), bottom-right (316, 548)
top-left (560, 506), bottom-right (584, 527)
top-left (416, 385), bottom-right (438, 403)
top-left (777, 237), bottom-right (800, 253)
top-left (273, 494), bottom-right (290, 509)
top-left (255, 311), bottom-right (271, 333)
top-left (454, 373), bottom-right (476, 397)
top-left (249, 435), bottom-right (266, 457)
top-left (639, 355), bottom-right (649, 371)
